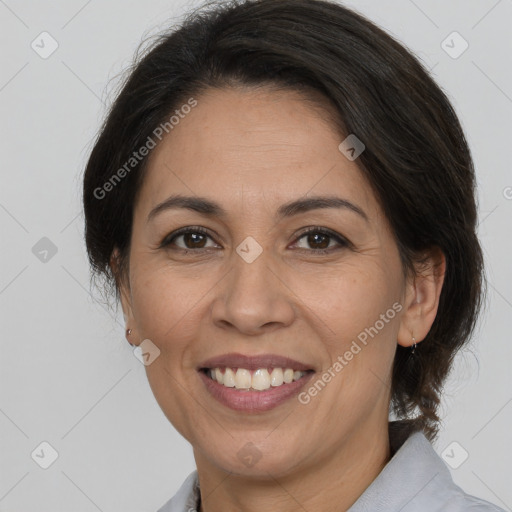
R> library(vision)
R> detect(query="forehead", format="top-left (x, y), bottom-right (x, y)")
top-left (136, 87), bottom-right (379, 221)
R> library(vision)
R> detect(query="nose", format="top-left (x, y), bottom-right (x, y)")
top-left (210, 247), bottom-right (296, 335)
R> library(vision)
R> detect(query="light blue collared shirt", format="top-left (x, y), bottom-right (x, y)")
top-left (157, 430), bottom-right (505, 511)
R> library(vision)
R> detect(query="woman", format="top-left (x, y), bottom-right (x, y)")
top-left (82, 0), bottom-right (504, 510)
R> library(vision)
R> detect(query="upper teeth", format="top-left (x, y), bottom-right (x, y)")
top-left (208, 367), bottom-right (307, 391)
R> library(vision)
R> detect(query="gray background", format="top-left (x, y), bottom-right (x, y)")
top-left (1, 0), bottom-right (511, 510)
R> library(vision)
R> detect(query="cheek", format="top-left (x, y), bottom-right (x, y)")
top-left (291, 259), bottom-right (402, 407)
top-left (129, 268), bottom-right (207, 440)
top-left (302, 269), bottom-right (400, 421)
top-left (130, 267), bottom-right (186, 340)
top-left (290, 260), bottom-right (402, 345)
top-left (129, 264), bottom-right (214, 364)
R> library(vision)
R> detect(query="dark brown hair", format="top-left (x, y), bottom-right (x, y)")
top-left (83, 0), bottom-right (485, 440)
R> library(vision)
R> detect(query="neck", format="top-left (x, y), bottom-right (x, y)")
top-left (195, 420), bottom-right (391, 512)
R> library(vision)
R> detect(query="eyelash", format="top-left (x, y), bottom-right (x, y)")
top-left (159, 225), bottom-right (350, 255)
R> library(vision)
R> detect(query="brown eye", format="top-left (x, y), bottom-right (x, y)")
top-left (180, 232), bottom-right (208, 249)
top-left (160, 227), bottom-right (218, 251)
top-left (304, 232), bottom-right (330, 250)
top-left (293, 227), bottom-right (349, 254)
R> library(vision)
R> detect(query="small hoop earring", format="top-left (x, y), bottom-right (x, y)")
top-left (411, 336), bottom-right (417, 355)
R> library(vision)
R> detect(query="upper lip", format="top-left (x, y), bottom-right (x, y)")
top-left (198, 352), bottom-right (315, 372)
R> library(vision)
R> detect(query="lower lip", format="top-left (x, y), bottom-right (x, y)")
top-left (198, 370), bottom-right (315, 412)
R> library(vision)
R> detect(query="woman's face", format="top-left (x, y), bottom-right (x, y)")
top-left (119, 86), bottom-right (418, 477)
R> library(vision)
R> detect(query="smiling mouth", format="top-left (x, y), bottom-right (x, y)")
top-left (199, 367), bottom-right (315, 392)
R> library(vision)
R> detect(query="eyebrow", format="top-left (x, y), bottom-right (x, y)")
top-left (146, 194), bottom-right (369, 223)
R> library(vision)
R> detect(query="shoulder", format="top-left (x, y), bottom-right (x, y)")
top-left (349, 431), bottom-right (505, 512)
top-left (440, 491), bottom-right (506, 512)
top-left (415, 434), bottom-right (505, 512)
top-left (426, 469), bottom-right (505, 512)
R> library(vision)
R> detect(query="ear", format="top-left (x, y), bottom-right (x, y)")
top-left (110, 248), bottom-right (139, 346)
top-left (397, 246), bottom-right (446, 347)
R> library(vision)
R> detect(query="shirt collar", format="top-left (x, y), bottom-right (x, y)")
top-left (347, 428), bottom-right (450, 511)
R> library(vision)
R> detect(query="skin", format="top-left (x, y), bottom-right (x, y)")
top-left (116, 86), bottom-right (445, 512)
